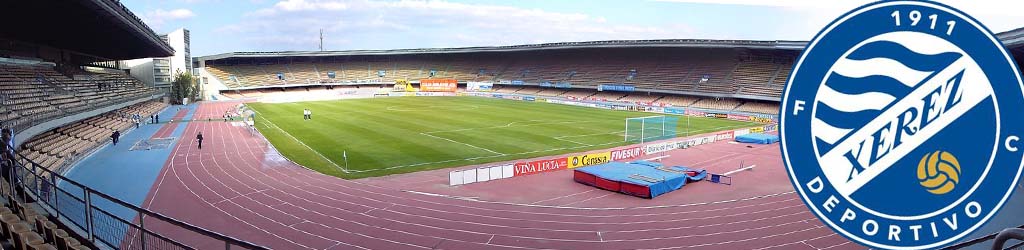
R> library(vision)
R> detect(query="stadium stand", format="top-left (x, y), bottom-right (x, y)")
top-left (0, 63), bottom-right (158, 132)
top-left (689, 98), bottom-right (743, 111)
top-left (204, 48), bottom-right (797, 100)
top-left (559, 89), bottom-right (597, 99)
top-left (735, 101), bottom-right (780, 115)
top-left (19, 101), bottom-right (166, 174)
top-left (0, 1), bottom-right (271, 249)
top-left (0, 185), bottom-right (87, 250)
top-left (657, 95), bottom-right (701, 107)
top-left (588, 92), bottom-right (629, 101)
top-left (619, 94), bottom-right (665, 103)
top-left (200, 48), bottom-right (795, 116)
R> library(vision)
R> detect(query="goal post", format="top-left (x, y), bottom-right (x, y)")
top-left (624, 115), bottom-right (679, 143)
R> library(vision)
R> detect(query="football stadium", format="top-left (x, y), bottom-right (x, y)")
top-left (0, 0), bottom-right (1022, 250)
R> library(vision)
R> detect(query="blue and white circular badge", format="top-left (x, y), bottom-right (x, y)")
top-left (780, 1), bottom-right (1024, 249)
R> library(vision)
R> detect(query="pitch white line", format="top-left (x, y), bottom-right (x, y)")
top-left (253, 110), bottom-right (348, 173)
top-left (551, 136), bottom-right (593, 146)
top-left (554, 130), bottom-right (624, 139)
top-left (425, 120), bottom-right (603, 134)
top-left (419, 132), bottom-right (505, 156)
top-left (385, 104), bottom-right (480, 112)
top-left (346, 123), bottom-right (762, 173)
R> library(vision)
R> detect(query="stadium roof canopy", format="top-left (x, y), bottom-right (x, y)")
top-left (201, 27), bottom-right (1024, 63)
top-left (998, 27), bottom-right (1024, 53)
top-left (199, 39), bottom-right (807, 62)
top-left (0, 0), bottom-right (173, 61)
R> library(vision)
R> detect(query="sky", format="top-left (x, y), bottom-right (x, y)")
top-left (122, 0), bottom-right (1024, 57)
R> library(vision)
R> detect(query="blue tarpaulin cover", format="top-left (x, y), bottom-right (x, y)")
top-left (735, 133), bottom-right (780, 144)
top-left (575, 161), bottom-right (707, 198)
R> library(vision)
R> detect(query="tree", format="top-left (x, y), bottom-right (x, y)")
top-left (170, 70), bottom-right (199, 104)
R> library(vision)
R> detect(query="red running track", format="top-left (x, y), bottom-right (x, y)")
top-left (152, 109), bottom-right (189, 139)
top-left (137, 101), bottom-right (863, 250)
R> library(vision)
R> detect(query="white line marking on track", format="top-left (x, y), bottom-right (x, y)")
top-left (528, 190), bottom-right (599, 205)
top-left (560, 193), bottom-right (613, 206)
top-left (819, 241), bottom-right (852, 250)
top-left (166, 105), bottom-right (813, 249)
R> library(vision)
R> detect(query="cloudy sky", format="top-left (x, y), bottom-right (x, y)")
top-left (123, 0), bottom-right (1024, 57)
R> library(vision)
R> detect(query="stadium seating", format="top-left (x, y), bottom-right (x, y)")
top-left (534, 88), bottom-right (569, 97)
top-left (734, 101), bottom-right (780, 115)
top-left (588, 92), bottom-right (628, 101)
top-left (559, 89), bottom-right (597, 99)
top-left (0, 198), bottom-right (83, 250)
top-left (689, 98), bottom-right (742, 111)
top-left (656, 95), bottom-right (701, 107)
top-left (0, 64), bottom-right (158, 132)
top-left (204, 50), bottom-right (792, 116)
top-left (205, 49), bottom-right (796, 101)
top-left (618, 94), bottom-right (665, 103)
top-left (19, 101), bottom-right (167, 174)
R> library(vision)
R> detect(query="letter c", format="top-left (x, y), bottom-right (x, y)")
top-left (1007, 135), bottom-right (1020, 152)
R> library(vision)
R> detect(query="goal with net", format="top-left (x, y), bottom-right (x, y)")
top-left (624, 115), bottom-right (679, 143)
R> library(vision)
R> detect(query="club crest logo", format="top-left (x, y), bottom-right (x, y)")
top-left (780, 1), bottom-right (1024, 249)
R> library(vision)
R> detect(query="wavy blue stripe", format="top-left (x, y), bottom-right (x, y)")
top-left (846, 41), bottom-right (963, 72)
top-left (815, 137), bottom-right (835, 156)
top-left (824, 73), bottom-right (913, 98)
top-left (815, 101), bottom-right (881, 130)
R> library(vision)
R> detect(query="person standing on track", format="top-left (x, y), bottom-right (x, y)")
top-left (196, 132), bottom-right (204, 150)
top-left (307, 108), bottom-right (312, 120)
top-left (111, 130), bottom-right (120, 146)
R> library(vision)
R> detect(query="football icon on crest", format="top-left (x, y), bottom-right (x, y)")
top-left (780, 1), bottom-right (1024, 249)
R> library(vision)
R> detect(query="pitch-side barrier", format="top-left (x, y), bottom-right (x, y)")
top-left (449, 124), bottom-right (777, 186)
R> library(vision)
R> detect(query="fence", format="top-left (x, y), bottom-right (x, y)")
top-left (449, 164), bottom-right (514, 186)
top-left (450, 124), bottom-right (777, 186)
top-left (8, 151), bottom-right (268, 250)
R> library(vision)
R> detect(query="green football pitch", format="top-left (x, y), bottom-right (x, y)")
top-left (247, 96), bottom-right (761, 178)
